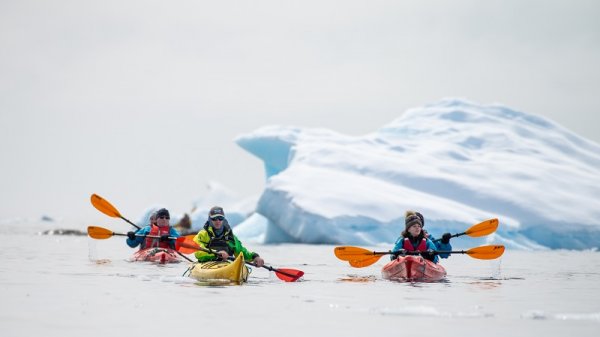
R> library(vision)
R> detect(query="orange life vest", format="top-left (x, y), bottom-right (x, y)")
top-left (144, 225), bottom-right (171, 249)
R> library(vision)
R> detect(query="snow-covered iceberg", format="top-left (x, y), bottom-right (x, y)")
top-left (235, 99), bottom-right (600, 250)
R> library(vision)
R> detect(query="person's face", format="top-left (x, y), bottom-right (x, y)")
top-left (211, 216), bottom-right (224, 229)
top-left (408, 223), bottom-right (422, 237)
top-left (150, 216), bottom-right (157, 226)
top-left (156, 214), bottom-right (170, 227)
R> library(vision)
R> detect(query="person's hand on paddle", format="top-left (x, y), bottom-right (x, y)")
top-left (253, 256), bottom-right (265, 267)
top-left (127, 231), bottom-right (136, 240)
top-left (391, 249), bottom-right (406, 259)
top-left (441, 233), bottom-right (452, 244)
top-left (215, 250), bottom-right (229, 260)
top-left (421, 249), bottom-right (435, 259)
top-left (159, 234), bottom-right (170, 242)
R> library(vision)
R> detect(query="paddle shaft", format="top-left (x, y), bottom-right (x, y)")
top-left (121, 216), bottom-right (141, 230)
top-left (110, 232), bottom-right (178, 240)
top-left (372, 249), bottom-right (483, 256)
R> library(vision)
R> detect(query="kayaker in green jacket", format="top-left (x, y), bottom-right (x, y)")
top-left (192, 206), bottom-right (265, 267)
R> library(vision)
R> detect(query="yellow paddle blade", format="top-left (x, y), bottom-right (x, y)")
top-left (90, 194), bottom-right (122, 218)
top-left (334, 246), bottom-right (376, 261)
top-left (466, 245), bottom-right (505, 260)
top-left (87, 226), bottom-right (114, 239)
top-left (348, 255), bottom-right (383, 268)
top-left (464, 218), bottom-right (499, 237)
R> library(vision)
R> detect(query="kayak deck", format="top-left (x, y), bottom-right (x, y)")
top-left (381, 255), bottom-right (446, 282)
top-left (131, 247), bottom-right (181, 264)
top-left (188, 253), bottom-right (249, 285)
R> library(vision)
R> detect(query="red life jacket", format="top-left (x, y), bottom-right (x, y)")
top-left (402, 238), bottom-right (427, 252)
top-left (144, 225), bottom-right (171, 249)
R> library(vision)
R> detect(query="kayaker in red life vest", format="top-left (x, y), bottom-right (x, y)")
top-left (126, 208), bottom-right (181, 250)
top-left (192, 206), bottom-right (265, 267)
top-left (390, 210), bottom-right (452, 263)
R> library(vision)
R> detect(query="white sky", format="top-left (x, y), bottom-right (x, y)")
top-left (1, 0), bottom-right (599, 225)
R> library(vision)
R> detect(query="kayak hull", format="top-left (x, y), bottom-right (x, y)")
top-left (131, 247), bottom-right (181, 264)
top-left (189, 253), bottom-right (249, 284)
top-left (381, 255), bottom-right (446, 282)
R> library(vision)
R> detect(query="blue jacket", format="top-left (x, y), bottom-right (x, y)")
top-left (126, 226), bottom-right (180, 250)
top-left (428, 235), bottom-right (452, 259)
top-left (391, 235), bottom-right (452, 264)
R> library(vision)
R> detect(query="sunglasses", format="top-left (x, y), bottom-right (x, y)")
top-left (212, 216), bottom-right (224, 221)
top-left (158, 216), bottom-right (170, 219)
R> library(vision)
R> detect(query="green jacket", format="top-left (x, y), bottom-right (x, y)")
top-left (192, 224), bottom-right (259, 263)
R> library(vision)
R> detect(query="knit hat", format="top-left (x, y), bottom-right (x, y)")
top-left (415, 212), bottom-right (424, 226)
top-left (209, 206), bottom-right (225, 219)
top-left (405, 211), bottom-right (424, 230)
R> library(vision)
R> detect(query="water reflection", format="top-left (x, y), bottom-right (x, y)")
top-left (338, 274), bottom-right (377, 283)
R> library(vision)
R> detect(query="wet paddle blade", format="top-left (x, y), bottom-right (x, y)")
top-left (90, 194), bottom-right (122, 218)
top-left (334, 246), bottom-right (376, 261)
top-left (87, 226), bottom-right (114, 239)
top-left (464, 218), bottom-right (499, 238)
top-left (466, 245), bottom-right (505, 260)
top-left (274, 268), bottom-right (304, 282)
top-left (348, 255), bottom-right (382, 268)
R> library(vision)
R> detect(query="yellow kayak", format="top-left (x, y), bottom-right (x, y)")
top-left (188, 253), bottom-right (249, 284)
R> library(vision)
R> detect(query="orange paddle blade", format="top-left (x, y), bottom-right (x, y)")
top-left (90, 194), bottom-right (122, 218)
top-left (466, 245), bottom-right (505, 260)
top-left (334, 246), bottom-right (380, 261)
top-left (87, 226), bottom-right (114, 239)
top-left (175, 236), bottom-right (202, 254)
top-left (465, 218), bottom-right (499, 238)
top-left (348, 255), bottom-right (383, 268)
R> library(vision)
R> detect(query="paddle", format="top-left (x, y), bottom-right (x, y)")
top-left (90, 194), bottom-right (141, 230)
top-left (175, 236), bottom-right (304, 282)
top-left (334, 245), bottom-right (505, 268)
top-left (87, 225), bottom-right (194, 262)
top-left (432, 218), bottom-right (499, 243)
top-left (90, 194), bottom-right (194, 263)
top-left (87, 226), bottom-right (179, 241)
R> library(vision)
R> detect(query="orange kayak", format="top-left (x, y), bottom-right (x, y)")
top-left (381, 255), bottom-right (446, 282)
top-left (131, 247), bottom-right (181, 264)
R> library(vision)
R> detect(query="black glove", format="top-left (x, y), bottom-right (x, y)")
top-left (421, 249), bottom-right (435, 259)
top-left (127, 231), bottom-right (136, 240)
top-left (159, 234), bottom-right (170, 242)
top-left (441, 233), bottom-right (452, 244)
top-left (391, 249), bottom-right (406, 259)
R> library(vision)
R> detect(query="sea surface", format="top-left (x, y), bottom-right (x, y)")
top-left (1, 223), bottom-right (599, 337)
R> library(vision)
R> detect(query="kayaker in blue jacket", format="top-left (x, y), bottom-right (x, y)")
top-left (391, 210), bottom-right (452, 263)
top-left (126, 208), bottom-right (180, 250)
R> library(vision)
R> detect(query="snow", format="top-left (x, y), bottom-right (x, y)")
top-left (231, 99), bottom-right (600, 250)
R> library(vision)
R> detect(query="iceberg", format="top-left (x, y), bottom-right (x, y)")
top-left (234, 99), bottom-right (600, 250)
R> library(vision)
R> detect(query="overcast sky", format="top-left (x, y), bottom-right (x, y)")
top-left (1, 0), bottom-right (599, 225)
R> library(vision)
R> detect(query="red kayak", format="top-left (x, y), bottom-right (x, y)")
top-left (131, 247), bottom-right (181, 264)
top-left (381, 255), bottom-right (446, 282)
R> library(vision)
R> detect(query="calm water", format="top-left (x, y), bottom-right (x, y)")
top-left (1, 226), bottom-right (599, 337)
